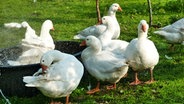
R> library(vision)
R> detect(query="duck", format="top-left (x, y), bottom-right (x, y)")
top-left (124, 20), bottom-right (159, 85)
top-left (98, 16), bottom-right (129, 54)
top-left (23, 50), bottom-right (84, 104)
top-left (154, 18), bottom-right (184, 50)
top-left (7, 20), bottom-right (55, 66)
top-left (73, 3), bottom-right (122, 40)
top-left (81, 35), bottom-right (128, 94)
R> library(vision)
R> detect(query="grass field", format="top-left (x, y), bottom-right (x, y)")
top-left (0, 0), bottom-right (184, 104)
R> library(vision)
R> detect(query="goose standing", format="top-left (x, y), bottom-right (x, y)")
top-left (81, 36), bottom-right (128, 94)
top-left (154, 18), bottom-right (184, 50)
top-left (74, 3), bottom-right (122, 39)
top-left (23, 50), bottom-right (84, 104)
top-left (124, 20), bottom-right (159, 85)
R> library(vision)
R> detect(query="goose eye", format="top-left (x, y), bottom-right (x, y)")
top-left (42, 60), bottom-right (44, 63)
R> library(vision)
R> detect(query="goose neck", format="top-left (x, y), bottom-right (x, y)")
top-left (40, 28), bottom-right (50, 38)
top-left (90, 42), bottom-right (102, 54)
top-left (138, 32), bottom-right (148, 39)
top-left (108, 11), bottom-right (116, 17)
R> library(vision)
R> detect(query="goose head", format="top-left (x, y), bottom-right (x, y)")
top-left (101, 16), bottom-right (114, 26)
top-left (108, 3), bottom-right (122, 16)
top-left (40, 50), bottom-right (62, 73)
top-left (40, 20), bottom-right (54, 38)
top-left (138, 20), bottom-right (149, 38)
top-left (41, 20), bottom-right (54, 31)
top-left (85, 36), bottom-right (102, 52)
top-left (99, 16), bottom-right (115, 40)
top-left (21, 21), bottom-right (29, 28)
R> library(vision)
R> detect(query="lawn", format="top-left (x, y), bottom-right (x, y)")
top-left (0, 0), bottom-right (184, 104)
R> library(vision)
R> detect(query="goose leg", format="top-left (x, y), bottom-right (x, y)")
top-left (106, 83), bottom-right (116, 90)
top-left (65, 95), bottom-right (69, 104)
top-left (130, 72), bottom-right (142, 85)
top-left (145, 68), bottom-right (154, 84)
top-left (87, 82), bottom-right (100, 94)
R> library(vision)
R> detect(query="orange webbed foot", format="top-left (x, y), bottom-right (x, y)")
top-left (86, 88), bottom-right (100, 94)
top-left (106, 84), bottom-right (116, 90)
top-left (144, 80), bottom-right (155, 84)
top-left (129, 80), bottom-right (142, 85)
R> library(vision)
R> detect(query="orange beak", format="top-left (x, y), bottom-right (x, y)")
top-left (51, 27), bottom-right (55, 31)
top-left (118, 7), bottom-right (122, 11)
top-left (142, 24), bottom-right (147, 32)
top-left (80, 40), bottom-right (86, 46)
top-left (41, 64), bottom-right (48, 73)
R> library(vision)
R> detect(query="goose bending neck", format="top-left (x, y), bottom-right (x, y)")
top-left (42, 50), bottom-right (65, 66)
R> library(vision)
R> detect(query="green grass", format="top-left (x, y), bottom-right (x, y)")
top-left (0, 0), bottom-right (184, 104)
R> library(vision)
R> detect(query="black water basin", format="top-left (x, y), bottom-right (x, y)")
top-left (0, 41), bottom-right (85, 97)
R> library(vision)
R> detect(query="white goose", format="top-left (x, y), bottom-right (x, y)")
top-left (74, 3), bottom-right (122, 40)
top-left (81, 36), bottom-right (128, 94)
top-left (124, 20), bottom-right (159, 85)
top-left (23, 50), bottom-right (84, 104)
top-left (98, 16), bottom-right (129, 54)
top-left (154, 18), bottom-right (184, 49)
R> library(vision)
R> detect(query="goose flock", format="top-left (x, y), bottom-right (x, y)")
top-left (3, 2), bottom-right (184, 104)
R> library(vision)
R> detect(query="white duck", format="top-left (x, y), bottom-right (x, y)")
top-left (154, 18), bottom-right (184, 50)
top-left (73, 3), bottom-right (122, 40)
top-left (23, 50), bottom-right (84, 104)
top-left (98, 16), bottom-right (129, 54)
top-left (81, 36), bottom-right (128, 94)
top-left (124, 20), bottom-right (159, 85)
